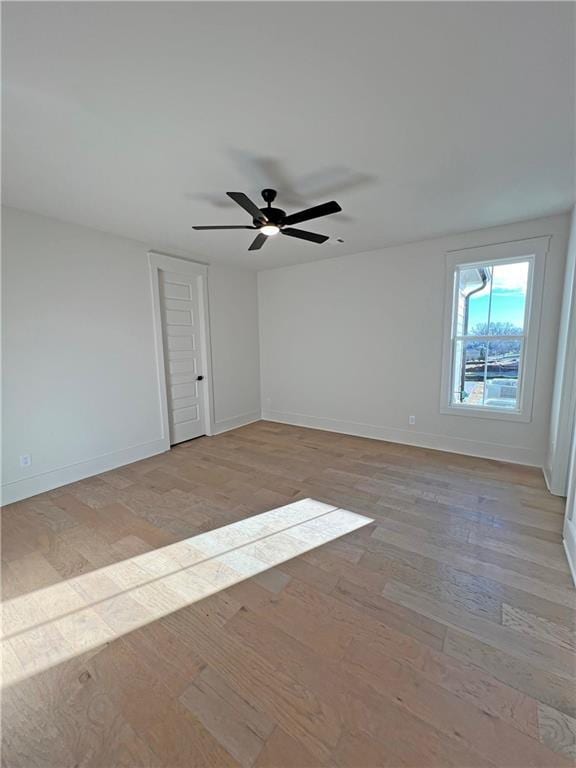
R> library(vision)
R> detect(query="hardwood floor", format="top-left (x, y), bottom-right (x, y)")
top-left (2, 421), bottom-right (575, 767)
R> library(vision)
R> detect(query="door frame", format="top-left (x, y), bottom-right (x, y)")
top-left (564, 436), bottom-right (576, 586)
top-left (148, 251), bottom-right (215, 445)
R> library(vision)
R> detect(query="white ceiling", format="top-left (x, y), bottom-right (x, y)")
top-left (3, 1), bottom-right (575, 269)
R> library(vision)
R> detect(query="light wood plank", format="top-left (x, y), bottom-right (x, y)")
top-left (2, 421), bottom-right (573, 767)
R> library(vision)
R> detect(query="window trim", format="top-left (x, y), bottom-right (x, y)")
top-left (440, 236), bottom-right (549, 423)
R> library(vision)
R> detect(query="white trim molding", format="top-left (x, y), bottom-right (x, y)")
top-left (562, 400), bottom-right (576, 587)
top-left (262, 410), bottom-right (541, 466)
top-left (546, 208), bottom-right (576, 496)
top-left (1, 438), bottom-right (167, 506)
top-left (213, 412), bottom-right (261, 435)
top-left (440, 236), bottom-right (549, 423)
top-left (148, 251), bottom-right (215, 442)
top-left (564, 526), bottom-right (576, 588)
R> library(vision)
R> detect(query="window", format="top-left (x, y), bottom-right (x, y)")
top-left (441, 237), bottom-right (549, 422)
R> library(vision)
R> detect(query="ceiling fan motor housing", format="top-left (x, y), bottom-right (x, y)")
top-left (256, 189), bottom-right (285, 227)
top-left (254, 207), bottom-right (286, 227)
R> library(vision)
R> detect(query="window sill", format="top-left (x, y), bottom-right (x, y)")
top-left (440, 403), bottom-right (532, 423)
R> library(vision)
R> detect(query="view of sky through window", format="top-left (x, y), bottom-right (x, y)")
top-left (452, 259), bottom-right (531, 410)
top-left (467, 261), bottom-right (530, 331)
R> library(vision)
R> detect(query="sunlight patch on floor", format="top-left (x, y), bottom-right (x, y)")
top-left (1, 498), bottom-right (372, 688)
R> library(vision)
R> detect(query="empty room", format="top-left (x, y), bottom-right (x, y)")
top-left (2, 1), bottom-right (576, 766)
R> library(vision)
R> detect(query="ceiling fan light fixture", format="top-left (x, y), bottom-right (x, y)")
top-left (193, 190), bottom-right (342, 250)
top-left (260, 224), bottom-right (280, 236)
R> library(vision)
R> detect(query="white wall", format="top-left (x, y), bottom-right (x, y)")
top-left (2, 207), bottom-right (260, 504)
top-left (258, 214), bottom-right (570, 467)
top-left (546, 207), bottom-right (576, 494)
top-left (208, 264), bottom-right (261, 433)
top-left (3, 205), bottom-right (570, 507)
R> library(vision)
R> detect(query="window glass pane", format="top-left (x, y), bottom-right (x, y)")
top-left (488, 261), bottom-right (529, 334)
top-left (484, 340), bottom-right (521, 409)
top-left (451, 340), bottom-right (486, 406)
top-left (448, 251), bottom-right (533, 415)
top-left (455, 267), bottom-right (490, 336)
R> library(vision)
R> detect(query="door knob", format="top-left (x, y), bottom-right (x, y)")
top-left (196, 375), bottom-right (204, 381)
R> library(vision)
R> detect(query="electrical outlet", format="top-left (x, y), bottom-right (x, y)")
top-left (19, 454), bottom-right (32, 467)
top-left (408, 415), bottom-right (416, 425)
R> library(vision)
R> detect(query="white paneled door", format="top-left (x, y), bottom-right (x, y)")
top-left (159, 269), bottom-right (206, 444)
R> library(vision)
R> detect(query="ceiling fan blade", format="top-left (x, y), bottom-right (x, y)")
top-left (192, 225), bottom-right (256, 230)
top-left (227, 192), bottom-right (268, 223)
top-left (282, 200), bottom-right (342, 226)
top-left (248, 233), bottom-right (268, 251)
top-left (281, 227), bottom-right (329, 244)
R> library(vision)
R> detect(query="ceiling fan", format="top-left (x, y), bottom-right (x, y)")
top-left (192, 189), bottom-right (342, 250)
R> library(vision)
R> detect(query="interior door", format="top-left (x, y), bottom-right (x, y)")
top-left (159, 269), bottom-right (206, 444)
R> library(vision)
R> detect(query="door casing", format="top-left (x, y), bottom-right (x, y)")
top-left (563, 414), bottom-right (576, 586)
top-left (148, 251), bottom-right (215, 448)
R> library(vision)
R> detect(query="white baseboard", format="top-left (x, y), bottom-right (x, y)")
top-left (212, 412), bottom-right (261, 435)
top-left (543, 466), bottom-right (553, 493)
top-left (543, 465), bottom-right (569, 497)
top-left (1, 437), bottom-right (169, 506)
top-left (261, 409), bottom-right (541, 467)
top-left (2, 413), bottom-right (261, 505)
top-left (2, 410), bottom-right (543, 505)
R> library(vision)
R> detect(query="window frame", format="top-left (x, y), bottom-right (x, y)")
top-left (440, 237), bottom-right (549, 423)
